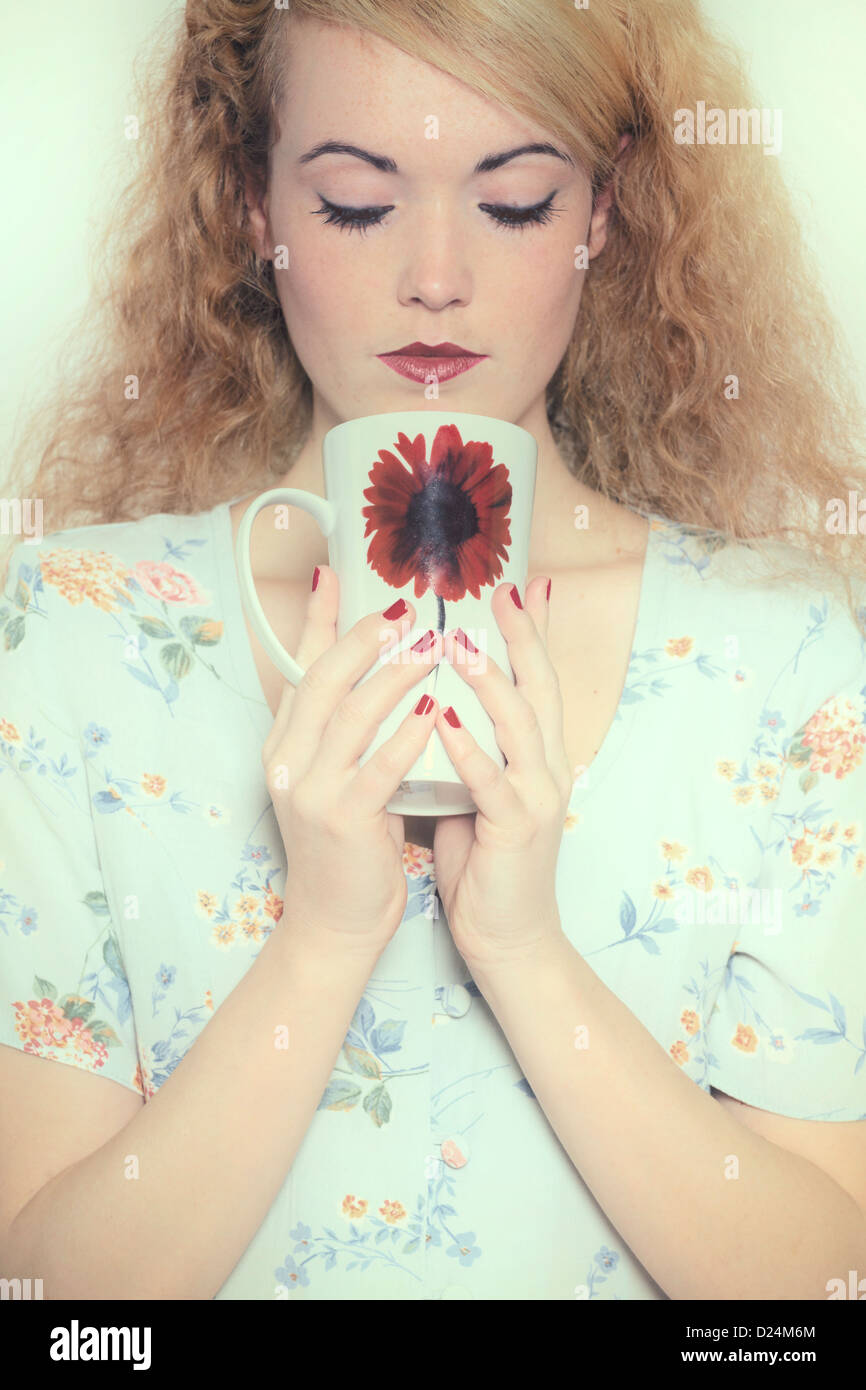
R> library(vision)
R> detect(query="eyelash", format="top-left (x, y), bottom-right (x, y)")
top-left (312, 191), bottom-right (561, 236)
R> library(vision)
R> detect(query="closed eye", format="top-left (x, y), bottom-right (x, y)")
top-left (478, 193), bottom-right (561, 231)
top-left (311, 191), bottom-right (561, 236)
top-left (312, 197), bottom-right (393, 235)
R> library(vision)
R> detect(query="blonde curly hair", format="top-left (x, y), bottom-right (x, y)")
top-left (5, 0), bottom-right (866, 631)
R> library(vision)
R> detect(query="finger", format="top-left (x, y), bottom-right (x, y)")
top-left (525, 573), bottom-right (552, 647)
top-left (431, 703), bottom-right (526, 827)
top-left (488, 580), bottom-right (555, 697)
top-left (347, 686), bottom-right (442, 817)
top-left (443, 626), bottom-right (550, 784)
top-left (265, 564), bottom-right (340, 755)
top-left (460, 581), bottom-right (569, 784)
top-left (316, 628), bottom-right (445, 782)
top-left (296, 565), bottom-right (341, 669)
top-left (266, 591), bottom-right (415, 784)
top-left (386, 809), bottom-right (406, 858)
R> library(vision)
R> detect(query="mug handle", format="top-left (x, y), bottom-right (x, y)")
top-left (235, 487), bottom-right (337, 684)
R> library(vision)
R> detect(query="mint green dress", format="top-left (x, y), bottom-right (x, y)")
top-left (1, 499), bottom-right (864, 1300)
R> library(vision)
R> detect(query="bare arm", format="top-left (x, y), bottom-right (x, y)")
top-left (1, 575), bottom-right (444, 1301)
top-left (0, 917), bottom-right (384, 1300)
top-left (471, 931), bottom-right (866, 1300)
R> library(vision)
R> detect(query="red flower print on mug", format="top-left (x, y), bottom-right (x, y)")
top-left (361, 424), bottom-right (513, 695)
top-left (362, 423), bottom-right (512, 604)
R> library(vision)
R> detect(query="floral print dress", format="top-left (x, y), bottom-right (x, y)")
top-left (1, 499), bottom-right (864, 1300)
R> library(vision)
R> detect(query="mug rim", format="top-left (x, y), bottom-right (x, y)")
top-left (323, 410), bottom-right (538, 450)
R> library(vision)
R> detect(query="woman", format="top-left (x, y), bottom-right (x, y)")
top-left (1, 0), bottom-right (865, 1301)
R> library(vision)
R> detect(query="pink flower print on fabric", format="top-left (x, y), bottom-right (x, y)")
top-left (132, 561), bottom-right (210, 606)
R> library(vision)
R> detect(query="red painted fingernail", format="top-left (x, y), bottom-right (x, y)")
top-left (546, 578), bottom-right (552, 602)
top-left (311, 566), bottom-right (320, 592)
top-left (383, 598), bottom-right (408, 620)
top-left (443, 705), bottom-right (461, 728)
top-left (414, 694), bottom-right (434, 716)
top-left (509, 585), bottom-right (523, 610)
top-left (452, 628), bottom-right (478, 654)
top-left (411, 628), bottom-right (436, 653)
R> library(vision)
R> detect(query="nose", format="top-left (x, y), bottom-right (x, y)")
top-left (395, 197), bottom-right (473, 312)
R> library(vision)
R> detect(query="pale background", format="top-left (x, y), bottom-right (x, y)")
top-left (2, 0), bottom-right (864, 473)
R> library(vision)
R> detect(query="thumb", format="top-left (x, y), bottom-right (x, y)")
top-left (264, 564), bottom-right (338, 751)
top-left (295, 564), bottom-right (339, 672)
top-left (387, 811), bottom-right (406, 859)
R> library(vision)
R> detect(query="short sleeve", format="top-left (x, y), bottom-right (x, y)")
top-left (0, 542), bottom-right (142, 1095)
top-left (705, 676), bottom-right (866, 1122)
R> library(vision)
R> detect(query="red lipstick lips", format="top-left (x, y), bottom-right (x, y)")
top-left (377, 341), bottom-right (488, 384)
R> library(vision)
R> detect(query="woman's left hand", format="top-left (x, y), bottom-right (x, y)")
top-left (432, 577), bottom-right (572, 972)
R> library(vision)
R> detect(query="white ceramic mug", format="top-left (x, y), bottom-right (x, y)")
top-left (236, 411), bottom-right (537, 815)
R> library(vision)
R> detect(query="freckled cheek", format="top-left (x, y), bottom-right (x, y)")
top-left (277, 250), bottom-right (376, 364)
top-left (504, 256), bottom-right (583, 353)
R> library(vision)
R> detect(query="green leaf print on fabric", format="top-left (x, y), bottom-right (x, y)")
top-left (4, 541), bottom-right (228, 716)
top-left (317, 993), bottom-right (423, 1127)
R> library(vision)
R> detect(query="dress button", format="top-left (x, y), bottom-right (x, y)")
top-left (439, 1283), bottom-right (473, 1299)
top-left (434, 984), bottom-right (472, 1018)
top-left (440, 1135), bottom-right (470, 1168)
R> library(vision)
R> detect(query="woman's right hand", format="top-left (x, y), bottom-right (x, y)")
top-left (262, 566), bottom-right (444, 954)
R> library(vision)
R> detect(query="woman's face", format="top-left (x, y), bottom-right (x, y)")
top-left (248, 18), bottom-right (614, 435)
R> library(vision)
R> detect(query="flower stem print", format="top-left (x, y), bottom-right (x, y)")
top-left (361, 425), bottom-right (513, 693)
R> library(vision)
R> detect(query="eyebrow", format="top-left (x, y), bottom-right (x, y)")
top-left (297, 140), bottom-right (574, 174)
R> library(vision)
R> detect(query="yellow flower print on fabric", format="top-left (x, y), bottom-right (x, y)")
top-left (39, 548), bottom-right (136, 612)
top-left (731, 1024), bottom-right (759, 1054)
top-left (665, 637), bottom-right (694, 658)
top-left (379, 1200), bottom-right (407, 1225)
